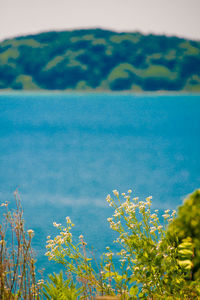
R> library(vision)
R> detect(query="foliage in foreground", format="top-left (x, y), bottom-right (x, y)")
top-left (1, 189), bottom-right (200, 299)
top-left (45, 189), bottom-right (200, 299)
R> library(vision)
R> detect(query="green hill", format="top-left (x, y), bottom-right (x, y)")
top-left (0, 28), bottom-right (200, 92)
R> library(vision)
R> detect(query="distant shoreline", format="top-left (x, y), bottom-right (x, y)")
top-left (0, 89), bottom-right (200, 96)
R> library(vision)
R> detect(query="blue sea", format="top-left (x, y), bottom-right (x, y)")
top-left (0, 92), bottom-right (200, 276)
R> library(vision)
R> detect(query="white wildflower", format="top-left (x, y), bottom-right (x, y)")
top-left (133, 197), bottom-right (139, 201)
top-left (27, 229), bottom-right (34, 236)
top-left (150, 213), bottom-right (157, 219)
top-left (150, 227), bottom-right (156, 233)
top-left (106, 194), bottom-right (111, 202)
top-left (139, 205), bottom-right (145, 212)
top-left (107, 217), bottom-right (113, 222)
top-left (113, 189), bottom-right (119, 197)
top-left (53, 222), bottom-right (61, 228)
top-left (0, 202), bottom-right (8, 207)
top-left (105, 252), bottom-right (113, 257)
top-left (113, 211), bottom-right (121, 217)
top-left (162, 214), bottom-right (170, 219)
top-left (66, 216), bottom-right (71, 223)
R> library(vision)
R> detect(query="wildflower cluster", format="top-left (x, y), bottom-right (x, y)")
top-left (45, 189), bottom-right (200, 299)
top-left (2, 189), bottom-right (200, 299)
top-left (45, 217), bottom-right (100, 298)
top-left (45, 217), bottom-right (73, 261)
top-left (104, 190), bottom-right (185, 297)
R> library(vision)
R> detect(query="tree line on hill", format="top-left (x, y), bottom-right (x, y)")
top-left (0, 28), bottom-right (200, 92)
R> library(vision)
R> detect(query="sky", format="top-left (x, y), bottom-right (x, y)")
top-left (1, 0), bottom-right (200, 41)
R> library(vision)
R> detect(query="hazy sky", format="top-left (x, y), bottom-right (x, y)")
top-left (1, 0), bottom-right (200, 41)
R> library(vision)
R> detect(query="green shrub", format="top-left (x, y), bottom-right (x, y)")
top-left (42, 271), bottom-right (81, 299)
top-left (168, 189), bottom-right (200, 280)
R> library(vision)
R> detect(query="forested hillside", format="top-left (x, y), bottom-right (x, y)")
top-left (0, 28), bottom-right (200, 91)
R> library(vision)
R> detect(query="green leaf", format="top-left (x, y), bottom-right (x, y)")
top-left (178, 259), bottom-right (193, 269)
top-left (104, 272), bottom-right (116, 278)
top-left (115, 274), bottom-right (126, 282)
top-left (129, 285), bottom-right (138, 296)
top-left (178, 248), bottom-right (193, 258)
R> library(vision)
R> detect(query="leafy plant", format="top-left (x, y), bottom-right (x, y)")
top-left (168, 189), bottom-right (200, 280)
top-left (42, 271), bottom-right (81, 300)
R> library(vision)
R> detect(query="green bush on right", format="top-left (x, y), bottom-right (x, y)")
top-left (168, 189), bottom-right (200, 280)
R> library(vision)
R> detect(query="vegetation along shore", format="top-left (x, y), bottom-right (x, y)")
top-left (0, 28), bottom-right (200, 92)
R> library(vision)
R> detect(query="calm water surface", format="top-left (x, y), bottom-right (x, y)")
top-left (0, 92), bottom-right (200, 275)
